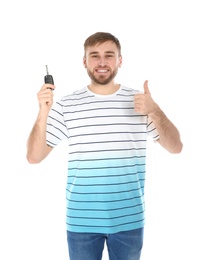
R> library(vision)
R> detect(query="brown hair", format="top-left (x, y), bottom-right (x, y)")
top-left (84, 32), bottom-right (121, 55)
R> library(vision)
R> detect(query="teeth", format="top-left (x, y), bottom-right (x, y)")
top-left (97, 70), bottom-right (107, 72)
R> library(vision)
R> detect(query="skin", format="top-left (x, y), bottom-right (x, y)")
top-left (26, 40), bottom-right (182, 164)
top-left (134, 80), bottom-right (183, 153)
top-left (83, 41), bottom-right (122, 95)
top-left (26, 83), bottom-right (54, 163)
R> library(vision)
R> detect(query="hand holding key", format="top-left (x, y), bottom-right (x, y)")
top-left (37, 66), bottom-right (55, 113)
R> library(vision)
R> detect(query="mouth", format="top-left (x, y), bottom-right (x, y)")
top-left (95, 68), bottom-right (110, 74)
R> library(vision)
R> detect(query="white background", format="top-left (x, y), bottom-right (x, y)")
top-left (0, 0), bottom-right (211, 259)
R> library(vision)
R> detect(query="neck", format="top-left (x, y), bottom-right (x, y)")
top-left (88, 82), bottom-right (120, 95)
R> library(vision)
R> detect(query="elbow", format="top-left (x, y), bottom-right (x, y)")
top-left (158, 137), bottom-right (183, 154)
top-left (169, 141), bottom-right (183, 154)
top-left (26, 144), bottom-right (52, 164)
top-left (26, 153), bottom-right (42, 164)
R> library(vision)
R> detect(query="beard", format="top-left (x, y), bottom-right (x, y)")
top-left (86, 67), bottom-right (119, 85)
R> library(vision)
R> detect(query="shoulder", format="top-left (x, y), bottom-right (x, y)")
top-left (55, 87), bottom-right (90, 106)
top-left (119, 85), bottom-right (140, 96)
top-left (61, 87), bottom-right (87, 100)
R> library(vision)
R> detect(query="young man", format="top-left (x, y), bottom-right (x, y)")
top-left (27, 32), bottom-right (183, 260)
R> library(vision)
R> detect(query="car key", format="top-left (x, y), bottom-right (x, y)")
top-left (44, 65), bottom-right (54, 85)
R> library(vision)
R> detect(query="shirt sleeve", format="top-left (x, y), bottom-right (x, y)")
top-left (147, 116), bottom-right (160, 141)
top-left (46, 99), bottom-right (69, 147)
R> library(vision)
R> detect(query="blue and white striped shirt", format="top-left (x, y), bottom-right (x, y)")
top-left (46, 85), bottom-right (159, 234)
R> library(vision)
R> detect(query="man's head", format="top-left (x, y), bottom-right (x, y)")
top-left (83, 32), bottom-right (122, 85)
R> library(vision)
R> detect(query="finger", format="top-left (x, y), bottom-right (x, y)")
top-left (143, 80), bottom-right (150, 94)
top-left (38, 93), bottom-right (54, 107)
top-left (41, 84), bottom-right (55, 91)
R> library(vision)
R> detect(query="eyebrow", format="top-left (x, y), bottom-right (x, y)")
top-left (89, 51), bottom-right (115, 55)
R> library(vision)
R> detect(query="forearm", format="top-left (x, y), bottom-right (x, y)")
top-left (26, 112), bottom-right (52, 163)
top-left (149, 105), bottom-right (183, 153)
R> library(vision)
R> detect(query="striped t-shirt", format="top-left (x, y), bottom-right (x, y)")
top-left (46, 85), bottom-right (159, 234)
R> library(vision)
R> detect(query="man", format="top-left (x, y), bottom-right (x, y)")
top-left (27, 32), bottom-right (183, 260)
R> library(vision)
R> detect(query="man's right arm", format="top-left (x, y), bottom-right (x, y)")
top-left (26, 84), bottom-right (55, 164)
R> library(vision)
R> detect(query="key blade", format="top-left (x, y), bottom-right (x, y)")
top-left (46, 65), bottom-right (49, 75)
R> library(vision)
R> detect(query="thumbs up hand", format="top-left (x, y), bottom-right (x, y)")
top-left (134, 80), bottom-right (157, 115)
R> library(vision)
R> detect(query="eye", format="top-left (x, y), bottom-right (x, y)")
top-left (106, 54), bottom-right (113, 58)
top-left (91, 54), bottom-right (99, 58)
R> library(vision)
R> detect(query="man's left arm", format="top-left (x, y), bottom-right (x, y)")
top-left (134, 80), bottom-right (183, 154)
top-left (148, 107), bottom-right (183, 153)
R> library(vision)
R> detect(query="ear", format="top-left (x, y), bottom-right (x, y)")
top-left (83, 56), bottom-right (87, 68)
top-left (118, 55), bottom-right (122, 68)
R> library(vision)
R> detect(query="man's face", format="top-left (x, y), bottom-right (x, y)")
top-left (83, 41), bottom-right (122, 85)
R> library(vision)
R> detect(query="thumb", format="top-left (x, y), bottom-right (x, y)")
top-left (143, 80), bottom-right (150, 94)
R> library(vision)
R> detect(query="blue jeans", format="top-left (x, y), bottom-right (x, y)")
top-left (67, 227), bottom-right (144, 260)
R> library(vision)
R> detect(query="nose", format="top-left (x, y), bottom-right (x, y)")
top-left (98, 57), bottom-right (107, 67)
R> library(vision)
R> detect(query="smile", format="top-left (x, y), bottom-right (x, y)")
top-left (96, 69), bottom-right (109, 73)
